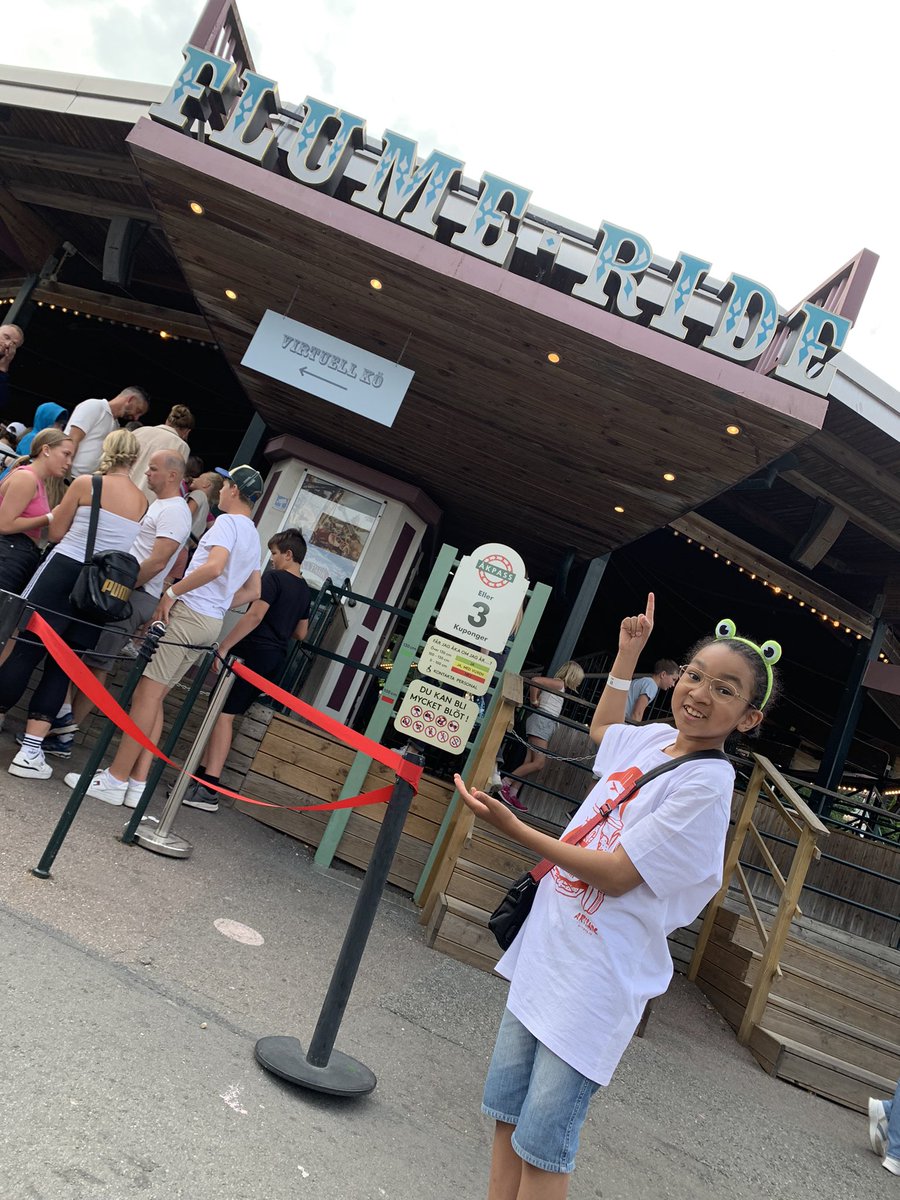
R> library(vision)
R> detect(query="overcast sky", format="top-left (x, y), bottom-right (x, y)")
top-left (6, 0), bottom-right (898, 387)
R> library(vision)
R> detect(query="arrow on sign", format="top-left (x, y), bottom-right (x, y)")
top-left (298, 366), bottom-right (348, 391)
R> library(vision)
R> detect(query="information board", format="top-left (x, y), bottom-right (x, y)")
top-left (393, 680), bottom-right (478, 754)
top-left (418, 635), bottom-right (496, 696)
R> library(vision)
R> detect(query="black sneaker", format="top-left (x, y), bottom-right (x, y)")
top-left (49, 711), bottom-right (79, 737)
top-left (182, 784), bottom-right (219, 813)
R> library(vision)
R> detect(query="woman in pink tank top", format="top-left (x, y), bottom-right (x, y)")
top-left (0, 428), bottom-right (73, 594)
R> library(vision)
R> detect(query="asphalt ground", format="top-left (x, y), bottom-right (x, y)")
top-left (0, 736), bottom-right (890, 1200)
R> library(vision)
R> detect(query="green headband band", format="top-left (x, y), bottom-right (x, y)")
top-left (714, 619), bottom-right (782, 709)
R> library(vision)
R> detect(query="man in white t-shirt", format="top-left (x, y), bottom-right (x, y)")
top-left (75, 464), bottom-right (263, 806)
top-left (65, 386), bottom-right (149, 476)
top-left (67, 450), bottom-right (193, 730)
top-left (129, 404), bottom-right (194, 499)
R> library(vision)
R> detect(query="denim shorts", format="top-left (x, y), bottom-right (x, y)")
top-left (482, 1009), bottom-right (599, 1174)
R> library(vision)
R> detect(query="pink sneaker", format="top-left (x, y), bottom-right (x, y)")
top-left (500, 783), bottom-right (528, 811)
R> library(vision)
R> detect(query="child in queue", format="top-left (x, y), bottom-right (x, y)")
top-left (455, 593), bottom-right (782, 1199)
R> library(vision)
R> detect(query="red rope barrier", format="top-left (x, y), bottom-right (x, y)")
top-left (25, 612), bottom-right (422, 812)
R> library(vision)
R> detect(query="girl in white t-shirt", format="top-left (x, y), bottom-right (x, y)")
top-left (456, 593), bottom-right (781, 1197)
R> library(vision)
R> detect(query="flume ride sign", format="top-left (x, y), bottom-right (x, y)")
top-left (150, 45), bottom-right (852, 398)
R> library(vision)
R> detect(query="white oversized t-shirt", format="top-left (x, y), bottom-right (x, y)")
top-left (66, 398), bottom-right (117, 476)
top-left (129, 496), bottom-right (192, 599)
top-left (496, 722), bottom-right (733, 1086)
top-left (182, 513), bottom-right (260, 619)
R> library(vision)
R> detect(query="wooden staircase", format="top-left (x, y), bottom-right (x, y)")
top-left (695, 908), bottom-right (899, 1112)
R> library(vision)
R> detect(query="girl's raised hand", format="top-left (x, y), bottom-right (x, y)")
top-left (454, 774), bottom-right (521, 833)
top-left (618, 592), bottom-right (655, 654)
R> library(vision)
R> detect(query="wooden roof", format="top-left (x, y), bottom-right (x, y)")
top-left (124, 117), bottom-right (827, 577)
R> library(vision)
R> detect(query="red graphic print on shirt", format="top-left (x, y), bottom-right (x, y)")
top-left (552, 764), bottom-right (642, 920)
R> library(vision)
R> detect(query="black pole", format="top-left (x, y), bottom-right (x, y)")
top-left (32, 622), bottom-right (165, 879)
top-left (121, 648), bottom-right (217, 843)
top-left (814, 617), bottom-right (886, 818)
top-left (255, 748), bottom-right (424, 1097)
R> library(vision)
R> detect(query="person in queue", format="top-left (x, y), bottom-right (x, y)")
top-left (0, 430), bottom-right (74, 595)
top-left (182, 526), bottom-right (311, 813)
top-left (0, 323), bottom-right (24, 412)
top-left (0, 430), bottom-right (147, 778)
top-left (499, 661), bottom-right (585, 811)
top-left (454, 598), bottom-right (781, 1198)
top-left (47, 451), bottom-right (193, 761)
top-left (70, 465), bottom-right (263, 807)
top-left (624, 658), bottom-right (679, 722)
top-left (129, 404), bottom-right (194, 499)
top-left (65, 386), bottom-right (149, 477)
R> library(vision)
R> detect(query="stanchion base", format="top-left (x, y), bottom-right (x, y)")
top-left (255, 1036), bottom-right (376, 1097)
top-left (132, 818), bottom-right (193, 859)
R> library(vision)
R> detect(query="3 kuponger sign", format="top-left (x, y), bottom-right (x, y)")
top-left (435, 544), bottom-right (529, 653)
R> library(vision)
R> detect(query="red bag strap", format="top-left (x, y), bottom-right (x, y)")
top-left (528, 749), bottom-right (728, 882)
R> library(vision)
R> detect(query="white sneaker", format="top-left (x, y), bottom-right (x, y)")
top-left (9, 748), bottom-right (52, 780)
top-left (64, 769), bottom-right (127, 806)
top-left (884, 1156), bottom-right (900, 1176)
top-left (124, 780), bottom-right (146, 809)
top-left (870, 1098), bottom-right (888, 1157)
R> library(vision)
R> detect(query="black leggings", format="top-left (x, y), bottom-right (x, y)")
top-left (0, 553), bottom-right (102, 722)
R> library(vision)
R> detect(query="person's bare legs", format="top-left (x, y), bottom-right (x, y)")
top-left (505, 739), bottom-right (549, 797)
top-left (201, 712), bottom-right (235, 778)
top-left (487, 1122), bottom-right (521, 1200)
top-left (72, 673), bottom-right (107, 726)
top-left (106, 678), bottom-right (169, 782)
top-left (128, 705), bottom-right (166, 783)
top-left (486, 1124), bottom-right (570, 1200)
top-left (517, 1162), bottom-right (569, 1200)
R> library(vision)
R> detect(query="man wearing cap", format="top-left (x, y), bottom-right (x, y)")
top-left (72, 464), bottom-right (263, 807)
top-left (0, 323), bottom-right (24, 412)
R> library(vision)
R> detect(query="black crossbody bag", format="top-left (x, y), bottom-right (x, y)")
top-left (70, 474), bottom-right (139, 625)
top-left (488, 749), bottom-right (729, 950)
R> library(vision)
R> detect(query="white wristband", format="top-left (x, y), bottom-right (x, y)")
top-left (165, 586), bottom-right (178, 601)
top-left (606, 675), bottom-right (631, 691)
top-left (45, 510), bottom-right (53, 524)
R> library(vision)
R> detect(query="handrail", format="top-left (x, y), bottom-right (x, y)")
top-left (688, 753), bottom-right (830, 1045)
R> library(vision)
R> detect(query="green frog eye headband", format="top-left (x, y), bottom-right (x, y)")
top-left (714, 619), bottom-right (781, 709)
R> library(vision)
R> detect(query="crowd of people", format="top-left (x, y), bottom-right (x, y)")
top-left (0, 361), bottom-right (311, 813)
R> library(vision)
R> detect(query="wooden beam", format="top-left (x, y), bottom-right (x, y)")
top-left (713, 494), bottom-right (851, 575)
top-left (670, 512), bottom-right (875, 638)
top-left (8, 184), bottom-right (157, 226)
top-left (804, 430), bottom-right (900, 510)
top-left (31, 282), bottom-right (215, 343)
top-left (0, 186), bottom-right (60, 269)
top-left (782, 470), bottom-right (900, 555)
top-left (791, 500), bottom-right (849, 570)
top-left (0, 136), bottom-right (138, 185)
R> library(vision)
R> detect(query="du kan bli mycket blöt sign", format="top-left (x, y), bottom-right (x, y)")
top-left (435, 544), bottom-right (529, 653)
top-left (394, 680), bottom-right (478, 754)
top-left (241, 310), bottom-right (414, 427)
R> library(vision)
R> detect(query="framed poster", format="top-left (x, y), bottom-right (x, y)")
top-left (281, 471), bottom-right (384, 590)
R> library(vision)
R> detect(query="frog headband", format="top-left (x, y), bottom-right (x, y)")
top-left (714, 619), bottom-right (781, 709)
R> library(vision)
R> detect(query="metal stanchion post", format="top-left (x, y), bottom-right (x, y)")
top-left (121, 647), bottom-right (216, 844)
top-left (255, 749), bottom-right (424, 1097)
top-left (132, 657), bottom-right (239, 859)
top-left (32, 622), bottom-right (166, 879)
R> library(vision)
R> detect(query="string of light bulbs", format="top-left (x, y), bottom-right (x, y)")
top-left (670, 528), bottom-right (890, 664)
top-left (0, 295), bottom-right (213, 346)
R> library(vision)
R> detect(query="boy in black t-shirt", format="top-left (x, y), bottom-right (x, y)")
top-left (184, 527), bottom-right (311, 812)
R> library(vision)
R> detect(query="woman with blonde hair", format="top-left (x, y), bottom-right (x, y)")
top-left (500, 660), bottom-right (585, 810)
top-left (0, 428), bottom-right (147, 780)
top-left (0, 429), bottom-right (73, 593)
